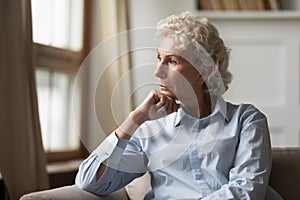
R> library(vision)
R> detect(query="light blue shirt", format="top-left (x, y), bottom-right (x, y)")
top-left (76, 96), bottom-right (277, 199)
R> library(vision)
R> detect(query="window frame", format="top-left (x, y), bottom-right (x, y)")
top-left (33, 0), bottom-right (91, 162)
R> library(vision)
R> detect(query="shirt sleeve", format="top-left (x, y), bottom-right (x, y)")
top-left (75, 132), bottom-right (147, 196)
top-left (202, 105), bottom-right (272, 200)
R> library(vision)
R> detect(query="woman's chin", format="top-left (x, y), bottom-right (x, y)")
top-left (160, 90), bottom-right (177, 99)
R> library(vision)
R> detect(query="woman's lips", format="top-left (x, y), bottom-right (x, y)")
top-left (159, 84), bottom-right (169, 90)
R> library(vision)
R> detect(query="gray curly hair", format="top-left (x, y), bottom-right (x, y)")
top-left (156, 12), bottom-right (232, 95)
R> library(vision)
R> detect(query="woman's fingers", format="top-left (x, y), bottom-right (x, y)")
top-left (136, 90), bottom-right (180, 121)
top-left (155, 93), bottom-right (179, 117)
top-left (156, 95), bottom-right (166, 107)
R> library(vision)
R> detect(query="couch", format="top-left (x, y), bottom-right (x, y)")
top-left (20, 148), bottom-right (300, 200)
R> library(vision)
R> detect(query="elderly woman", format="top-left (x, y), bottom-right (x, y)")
top-left (76, 12), bottom-right (280, 199)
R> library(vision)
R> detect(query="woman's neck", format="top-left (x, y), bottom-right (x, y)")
top-left (181, 92), bottom-right (212, 119)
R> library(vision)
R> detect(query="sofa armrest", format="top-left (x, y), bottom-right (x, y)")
top-left (270, 147), bottom-right (300, 200)
top-left (20, 185), bottom-right (128, 200)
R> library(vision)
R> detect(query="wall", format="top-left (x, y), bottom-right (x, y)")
top-left (128, 0), bottom-right (195, 28)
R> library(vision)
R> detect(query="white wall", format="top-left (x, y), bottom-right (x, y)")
top-left (128, 0), bottom-right (196, 28)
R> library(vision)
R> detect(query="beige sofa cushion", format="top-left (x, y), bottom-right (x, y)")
top-left (125, 173), bottom-right (151, 200)
top-left (20, 185), bottom-right (128, 200)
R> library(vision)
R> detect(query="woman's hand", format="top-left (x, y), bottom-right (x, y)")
top-left (116, 90), bottom-right (180, 139)
top-left (134, 90), bottom-right (180, 124)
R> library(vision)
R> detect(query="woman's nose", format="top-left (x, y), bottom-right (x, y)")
top-left (154, 63), bottom-right (167, 79)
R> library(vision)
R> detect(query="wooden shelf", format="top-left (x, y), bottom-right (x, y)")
top-left (192, 10), bottom-right (300, 20)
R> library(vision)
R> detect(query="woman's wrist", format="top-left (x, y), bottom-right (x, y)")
top-left (130, 109), bottom-right (148, 126)
top-left (116, 110), bottom-right (147, 139)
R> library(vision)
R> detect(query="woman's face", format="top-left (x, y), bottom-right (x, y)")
top-left (155, 38), bottom-right (203, 101)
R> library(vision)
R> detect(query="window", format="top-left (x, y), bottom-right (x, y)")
top-left (31, 0), bottom-right (89, 160)
top-left (31, 0), bottom-right (83, 51)
top-left (36, 70), bottom-right (78, 151)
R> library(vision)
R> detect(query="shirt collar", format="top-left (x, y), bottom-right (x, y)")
top-left (174, 95), bottom-right (229, 127)
top-left (213, 95), bottom-right (229, 121)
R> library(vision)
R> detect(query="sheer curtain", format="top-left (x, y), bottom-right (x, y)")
top-left (0, 0), bottom-right (49, 199)
top-left (96, 0), bottom-right (132, 135)
top-left (81, 0), bottom-right (133, 151)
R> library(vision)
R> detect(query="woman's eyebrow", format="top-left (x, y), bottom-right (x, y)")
top-left (157, 50), bottom-right (181, 59)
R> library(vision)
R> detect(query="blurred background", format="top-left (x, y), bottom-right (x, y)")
top-left (1, 0), bottom-right (300, 199)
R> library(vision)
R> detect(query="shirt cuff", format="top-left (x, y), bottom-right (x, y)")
top-left (92, 131), bottom-right (129, 162)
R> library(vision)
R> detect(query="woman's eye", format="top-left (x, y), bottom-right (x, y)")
top-left (169, 59), bottom-right (177, 65)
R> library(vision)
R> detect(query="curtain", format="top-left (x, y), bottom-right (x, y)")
top-left (0, 0), bottom-right (49, 199)
top-left (96, 0), bottom-right (132, 134)
top-left (81, 0), bottom-right (132, 151)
